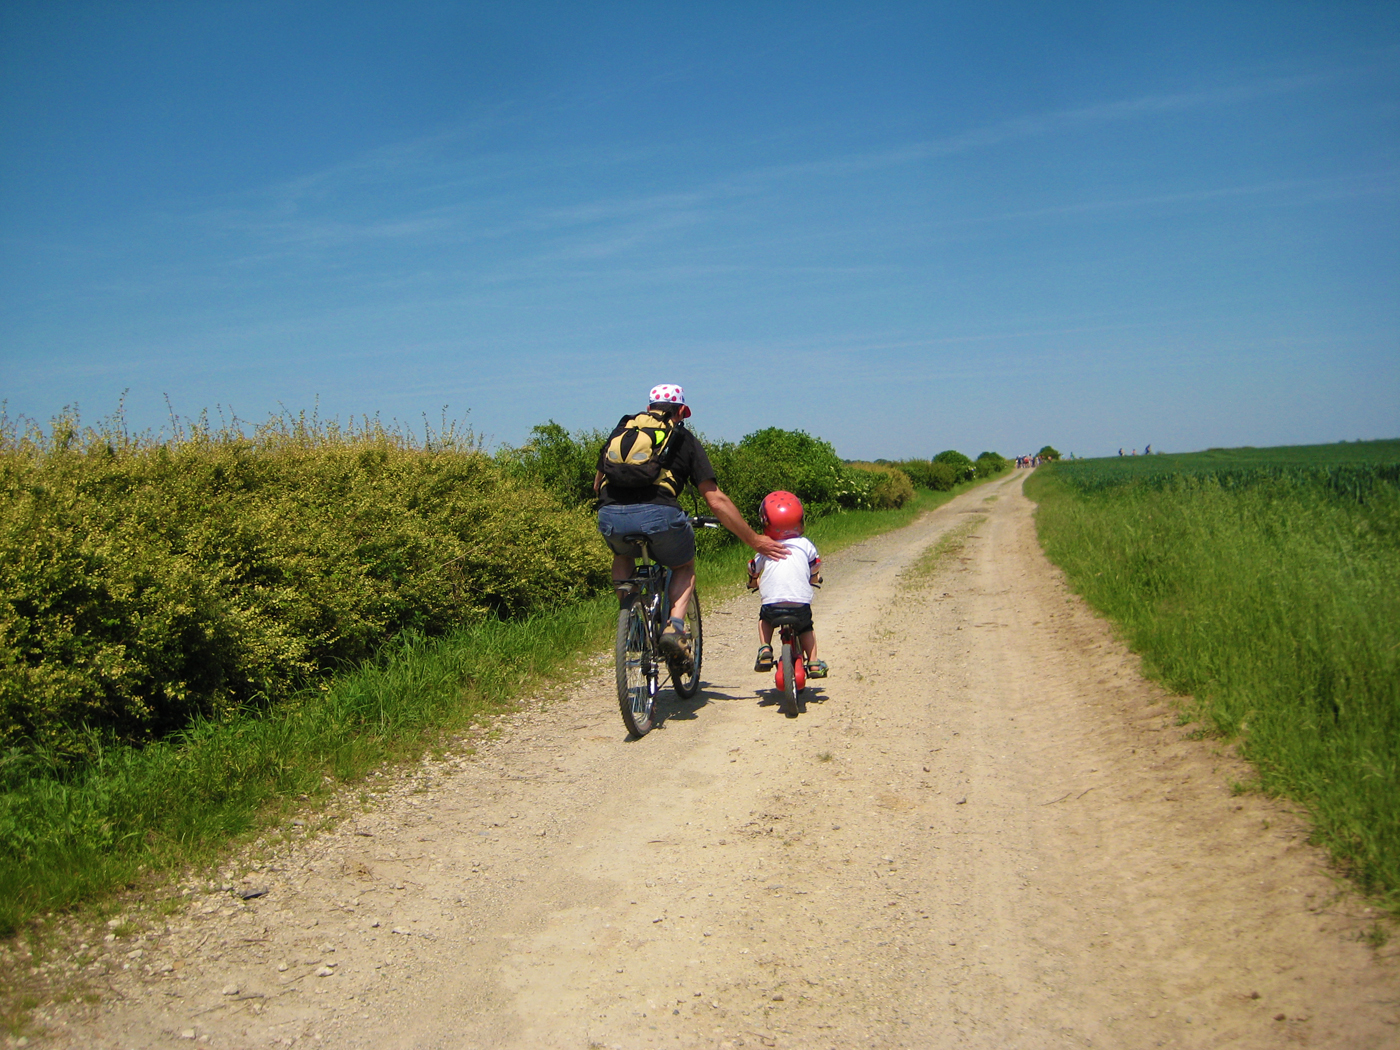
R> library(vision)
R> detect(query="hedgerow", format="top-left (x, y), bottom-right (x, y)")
top-left (500, 421), bottom-right (921, 521)
top-left (889, 459), bottom-right (958, 491)
top-left (0, 411), bottom-right (609, 760)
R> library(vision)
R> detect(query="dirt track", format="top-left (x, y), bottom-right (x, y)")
top-left (43, 472), bottom-right (1399, 1049)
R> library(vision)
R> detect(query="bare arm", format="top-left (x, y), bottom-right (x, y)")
top-left (593, 470), bottom-right (604, 495)
top-left (698, 480), bottom-right (789, 560)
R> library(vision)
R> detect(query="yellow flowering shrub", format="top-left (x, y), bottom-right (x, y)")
top-left (0, 413), bottom-right (609, 757)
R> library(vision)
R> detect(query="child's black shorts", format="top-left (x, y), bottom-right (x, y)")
top-left (759, 602), bottom-right (814, 635)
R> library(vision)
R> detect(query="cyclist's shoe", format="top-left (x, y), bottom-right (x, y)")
top-left (807, 659), bottom-right (829, 679)
top-left (754, 645), bottom-right (774, 672)
top-left (658, 618), bottom-right (692, 658)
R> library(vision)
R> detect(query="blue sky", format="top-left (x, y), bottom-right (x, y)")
top-left (2, 2), bottom-right (1396, 460)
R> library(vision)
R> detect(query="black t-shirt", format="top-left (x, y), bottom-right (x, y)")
top-left (596, 420), bottom-right (716, 509)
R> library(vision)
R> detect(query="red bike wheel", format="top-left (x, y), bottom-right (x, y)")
top-left (777, 639), bottom-right (799, 716)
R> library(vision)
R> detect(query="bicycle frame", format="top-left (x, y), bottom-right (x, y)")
top-left (773, 621), bottom-right (807, 692)
top-left (616, 557), bottom-right (671, 703)
top-left (614, 515), bottom-right (716, 737)
top-left (768, 611), bottom-right (807, 716)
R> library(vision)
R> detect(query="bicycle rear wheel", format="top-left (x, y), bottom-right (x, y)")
top-left (617, 607), bottom-right (656, 737)
top-left (668, 592), bottom-right (703, 699)
top-left (779, 639), bottom-right (798, 716)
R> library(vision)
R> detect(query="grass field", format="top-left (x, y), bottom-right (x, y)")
top-left (1026, 441), bottom-right (1400, 909)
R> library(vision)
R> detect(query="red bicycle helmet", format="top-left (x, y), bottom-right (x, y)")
top-left (760, 491), bottom-right (804, 540)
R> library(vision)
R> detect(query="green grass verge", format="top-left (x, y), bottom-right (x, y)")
top-left (1026, 454), bottom-right (1400, 910)
top-left (0, 478), bottom-right (1000, 938)
top-left (900, 511), bottom-right (989, 588)
top-left (0, 600), bottom-right (615, 938)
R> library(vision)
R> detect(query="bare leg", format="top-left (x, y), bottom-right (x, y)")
top-left (759, 620), bottom-right (774, 646)
top-left (799, 630), bottom-right (817, 662)
top-left (611, 553), bottom-right (636, 583)
top-left (667, 560), bottom-right (696, 623)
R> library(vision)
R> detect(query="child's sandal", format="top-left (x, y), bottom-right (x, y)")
top-left (807, 659), bottom-right (829, 679)
top-left (754, 645), bottom-right (774, 672)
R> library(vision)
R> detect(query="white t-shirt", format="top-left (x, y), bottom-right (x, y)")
top-left (751, 537), bottom-right (821, 605)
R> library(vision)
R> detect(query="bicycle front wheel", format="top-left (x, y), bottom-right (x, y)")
top-left (779, 639), bottom-right (798, 716)
top-left (617, 607), bottom-right (656, 737)
top-left (668, 592), bottom-right (703, 699)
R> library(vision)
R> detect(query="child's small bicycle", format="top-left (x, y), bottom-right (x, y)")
top-left (761, 602), bottom-right (810, 718)
top-left (772, 610), bottom-right (807, 717)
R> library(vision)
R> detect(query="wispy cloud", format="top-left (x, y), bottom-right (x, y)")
top-left (940, 169), bottom-right (1400, 228)
top-left (182, 67), bottom-right (1335, 266)
top-left (719, 71), bottom-right (1335, 189)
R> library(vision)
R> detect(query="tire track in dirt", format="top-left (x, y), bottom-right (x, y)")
top-left (42, 472), bottom-right (1398, 1049)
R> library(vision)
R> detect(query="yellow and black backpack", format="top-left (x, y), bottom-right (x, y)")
top-left (600, 411), bottom-right (683, 496)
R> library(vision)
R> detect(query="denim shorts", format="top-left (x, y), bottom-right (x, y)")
top-left (597, 504), bottom-right (696, 566)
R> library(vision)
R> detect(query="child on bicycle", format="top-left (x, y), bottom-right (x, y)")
top-left (746, 491), bottom-right (828, 678)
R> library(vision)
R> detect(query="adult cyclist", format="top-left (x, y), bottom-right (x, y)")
top-left (595, 384), bottom-right (789, 658)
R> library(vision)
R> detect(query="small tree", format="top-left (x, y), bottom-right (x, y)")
top-left (1037, 445), bottom-right (1061, 461)
top-left (933, 449), bottom-right (976, 483)
top-left (975, 451), bottom-right (1009, 477)
top-left (499, 420), bottom-right (602, 506)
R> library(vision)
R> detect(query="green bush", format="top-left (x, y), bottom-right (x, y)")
top-left (1037, 445), bottom-right (1061, 461)
top-left (933, 450), bottom-right (977, 484)
top-left (975, 451), bottom-right (1009, 478)
top-left (0, 412), bottom-right (610, 759)
top-left (496, 420), bottom-right (604, 508)
top-left (845, 463), bottom-right (916, 509)
top-left (893, 459), bottom-right (959, 491)
top-left (705, 427), bottom-right (863, 522)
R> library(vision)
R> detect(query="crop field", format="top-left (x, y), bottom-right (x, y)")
top-left (1026, 440), bottom-right (1400, 908)
top-left (1049, 439), bottom-right (1400, 497)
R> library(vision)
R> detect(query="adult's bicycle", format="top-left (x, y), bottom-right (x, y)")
top-left (614, 515), bottom-right (718, 737)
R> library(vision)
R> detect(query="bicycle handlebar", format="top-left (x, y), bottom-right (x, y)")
top-left (691, 515), bottom-right (721, 528)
